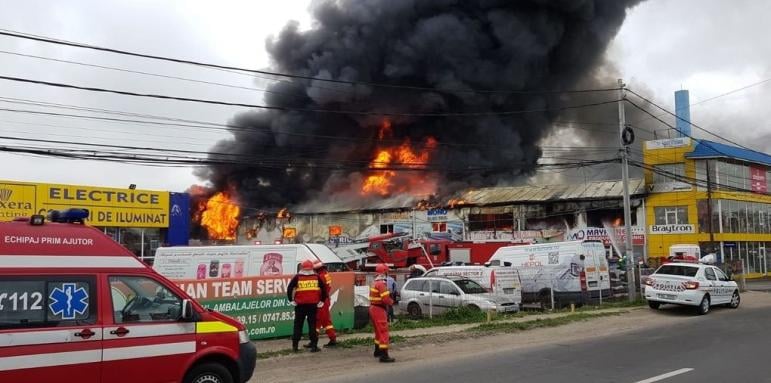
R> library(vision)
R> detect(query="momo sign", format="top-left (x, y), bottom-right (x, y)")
top-left (0, 180), bottom-right (170, 227)
top-left (649, 224), bottom-right (695, 234)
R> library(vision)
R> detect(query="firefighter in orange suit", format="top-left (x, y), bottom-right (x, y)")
top-left (312, 260), bottom-right (338, 347)
top-left (369, 263), bottom-right (396, 363)
top-left (287, 260), bottom-right (327, 352)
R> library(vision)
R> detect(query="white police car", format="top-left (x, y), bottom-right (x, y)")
top-left (644, 262), bottom-right (740, 315)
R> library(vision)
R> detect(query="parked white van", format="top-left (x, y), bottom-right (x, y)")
top-left (153, 243), bottom-right (347, 279)
top-left (488, 240), bottom-right (610, 307)
top-left (423, 266), bottom-right (522, 307)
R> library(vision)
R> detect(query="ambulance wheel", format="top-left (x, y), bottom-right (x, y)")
top-left (184, 362), bottom-right (234, 383)
top-left (648, 301), bottom-right (660, 310)
top-left (407, 303), bottom-right (422, 319)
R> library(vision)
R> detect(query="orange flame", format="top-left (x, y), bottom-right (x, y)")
top-left (277, 208), bottom-right (291, 219)
top-left (362, 120), bottom-right (438, 196)
top-left (448, 199), bottom-right (467, 209)
top-left (196, 191), bottom-right (240, 240)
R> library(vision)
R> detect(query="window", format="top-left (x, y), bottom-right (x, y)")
top-left (704, 268), bottom-right (716, 281)
top-left (380, 224), bottom-right (394, 234)
top-left (109, 276), bottom-right (182, 324)
top-left (439, 281), bottom-right (459, 295)
top-left (652, 163), bottom-right (686, 184)
top-left (404, 279), bottom-right (426, 292)
top-left (432, 222), bottom-right (447, 232)
top-left (0, 276), bottom-right (96, 330)
top-left (714, 268), bottom-right (729, 282)
top-left (429, 243), bottom-right (442, 256)
top-left (655, 265), bottom-right (698, 277)
top-left (654, 206), bottom-right (688, 225)
top-left (455, 279), bottom-right (487, 294)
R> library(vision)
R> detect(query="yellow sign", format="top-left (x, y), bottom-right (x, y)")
top-left (0, 181), bottom-right (170, 227)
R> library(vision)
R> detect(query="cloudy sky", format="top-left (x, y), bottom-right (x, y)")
top-left (0, 0), bottom-right (768, 192)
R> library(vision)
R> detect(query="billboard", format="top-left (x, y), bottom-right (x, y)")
top-left (750, 166), bottom-right (767, 194)
top-left (175, 272), bottom-right (355, 340)
top-left (0, 180), bottom-right (169, 227)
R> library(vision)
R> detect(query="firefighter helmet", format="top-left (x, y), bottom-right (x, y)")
top-left (301, 260), bottom-right (314, 270)
top-left (375, 263), bottom-right (389, 274)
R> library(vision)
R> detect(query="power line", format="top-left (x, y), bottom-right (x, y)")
top-left (0, 74), bottom-right (622, 118)
top-left (626, 88), bottom-right (764, 153)
top-left (630, 77), bottom-right (771, 126)
top-left (0, 28), bottom-right (621, 96)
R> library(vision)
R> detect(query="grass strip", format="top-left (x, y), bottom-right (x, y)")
top-left (466, 311), bottom-right (625, 334)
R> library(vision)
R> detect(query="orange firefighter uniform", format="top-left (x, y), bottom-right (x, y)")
top-left (314, 261), bottom-right (338, 347)
top-left (369, 264), bottom-right (395, 363)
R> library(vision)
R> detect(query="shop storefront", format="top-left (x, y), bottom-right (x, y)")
top-left (0, 180), bottom-right (190, 261)
top-left (643, 138), bottom-right (771, 277)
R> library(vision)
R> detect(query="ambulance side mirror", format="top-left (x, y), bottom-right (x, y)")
top-left (181, 299), bottom-right (194, 321)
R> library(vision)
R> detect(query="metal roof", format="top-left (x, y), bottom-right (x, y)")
top-left (453, 178), bottom-right (645, 206)
top-left (296, 179), bottom-right (645, 214)
top-left (686, 140), bottom-right (771, 167)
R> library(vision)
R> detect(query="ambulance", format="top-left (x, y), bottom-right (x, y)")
top-left (0, 209), bottom-right (257, 383)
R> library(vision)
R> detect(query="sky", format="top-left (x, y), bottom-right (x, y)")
top-left (0, 0), bottom-right (769, 193)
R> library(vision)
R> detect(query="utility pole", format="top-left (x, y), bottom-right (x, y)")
top-left (706, 160), bottom-right (716, 256)
top-left (618, 78), bottom-right (636, 301)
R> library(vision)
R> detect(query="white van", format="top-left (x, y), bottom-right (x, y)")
top-left (153, 243), bottom-right (347, 279)
top-left (423, 266), bottom-right (522, 307)
top-left (488, 240), bottom-right (610, 307)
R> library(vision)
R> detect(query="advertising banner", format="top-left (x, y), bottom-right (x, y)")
top-left (175, 272), bottom-right (355, 340)
top-left (167, 192), bottom-right (191, 245)
top-left (649, 224), bottom-right (695, 234)
top-left (750, 166), bottom-right (767, 194)
top-left (567, 227), bottom-right (645, 246)
top-left (0, 180), bottom-right (170, 227)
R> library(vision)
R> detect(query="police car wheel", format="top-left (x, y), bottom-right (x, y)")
top-left (696, 295), bottom-right (710, 315)
top-left (729, 291), bottom-right (741, 309)
top-left (184, 362), bottom-right (234, 383)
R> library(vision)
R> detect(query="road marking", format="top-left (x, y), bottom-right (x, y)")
top-left (635, 368), bottom-right (694, 383)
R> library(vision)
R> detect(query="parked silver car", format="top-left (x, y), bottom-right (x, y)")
top-left (399, 276), bottom-right (519, 318)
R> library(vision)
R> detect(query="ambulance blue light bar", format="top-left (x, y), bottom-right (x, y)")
top-left (47, 208), bottom-right (90, 224)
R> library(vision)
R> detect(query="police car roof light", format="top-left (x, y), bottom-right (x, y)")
top-left (48, 208), bottom-right (90, 224)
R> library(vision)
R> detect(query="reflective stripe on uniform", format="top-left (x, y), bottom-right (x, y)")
top-left (0, 255), bottom-right (144, 268)
top-left (380, 291), bottom-right (390, 297)
top-left (196, 321), bottom-right (238, 334)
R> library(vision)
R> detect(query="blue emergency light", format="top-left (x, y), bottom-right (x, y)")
top-left (47, 208), bottom-right (90, 224)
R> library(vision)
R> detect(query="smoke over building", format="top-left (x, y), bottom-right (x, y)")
top-left (194, 0), bottom-right (644, 224)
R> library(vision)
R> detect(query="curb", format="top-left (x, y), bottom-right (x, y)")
top-left (254, 306), bottom-right (641, 356)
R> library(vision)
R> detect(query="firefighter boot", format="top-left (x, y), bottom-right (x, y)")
top-left (373, 345), bottom-right (382, 358)
top-left (324, 340), bottom-right (338, 348)
top-left (379, 350), bottom-right (395, 363)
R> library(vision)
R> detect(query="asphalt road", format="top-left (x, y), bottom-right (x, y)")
top-left (322, 304), bottom-right (771, 383)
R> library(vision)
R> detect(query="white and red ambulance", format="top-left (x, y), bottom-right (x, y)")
top-left (0, 209), bottom-right (256, 383)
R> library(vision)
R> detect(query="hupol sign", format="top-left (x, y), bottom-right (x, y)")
top-left (649, 224), bottom-right (695, 234)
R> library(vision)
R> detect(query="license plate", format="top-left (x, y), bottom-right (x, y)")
top-left (657, 293), bottom-right (676, 300)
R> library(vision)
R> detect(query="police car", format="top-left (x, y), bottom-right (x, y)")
top-left (644, 262), bottom-right (740, 315)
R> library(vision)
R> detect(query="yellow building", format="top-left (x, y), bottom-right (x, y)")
top-left (644, 138), bottom-right (771, 277)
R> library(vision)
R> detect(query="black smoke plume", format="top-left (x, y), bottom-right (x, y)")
top-left (196, 0), bottom-right (644, 212)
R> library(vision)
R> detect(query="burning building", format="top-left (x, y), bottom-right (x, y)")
top-left (192, 0), bottom-right (645, 240)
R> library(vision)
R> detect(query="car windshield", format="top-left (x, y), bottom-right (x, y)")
top-left (655, 265), bottom-right (699, 277)
top-left (454, 279), bottom-right (487, 294)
